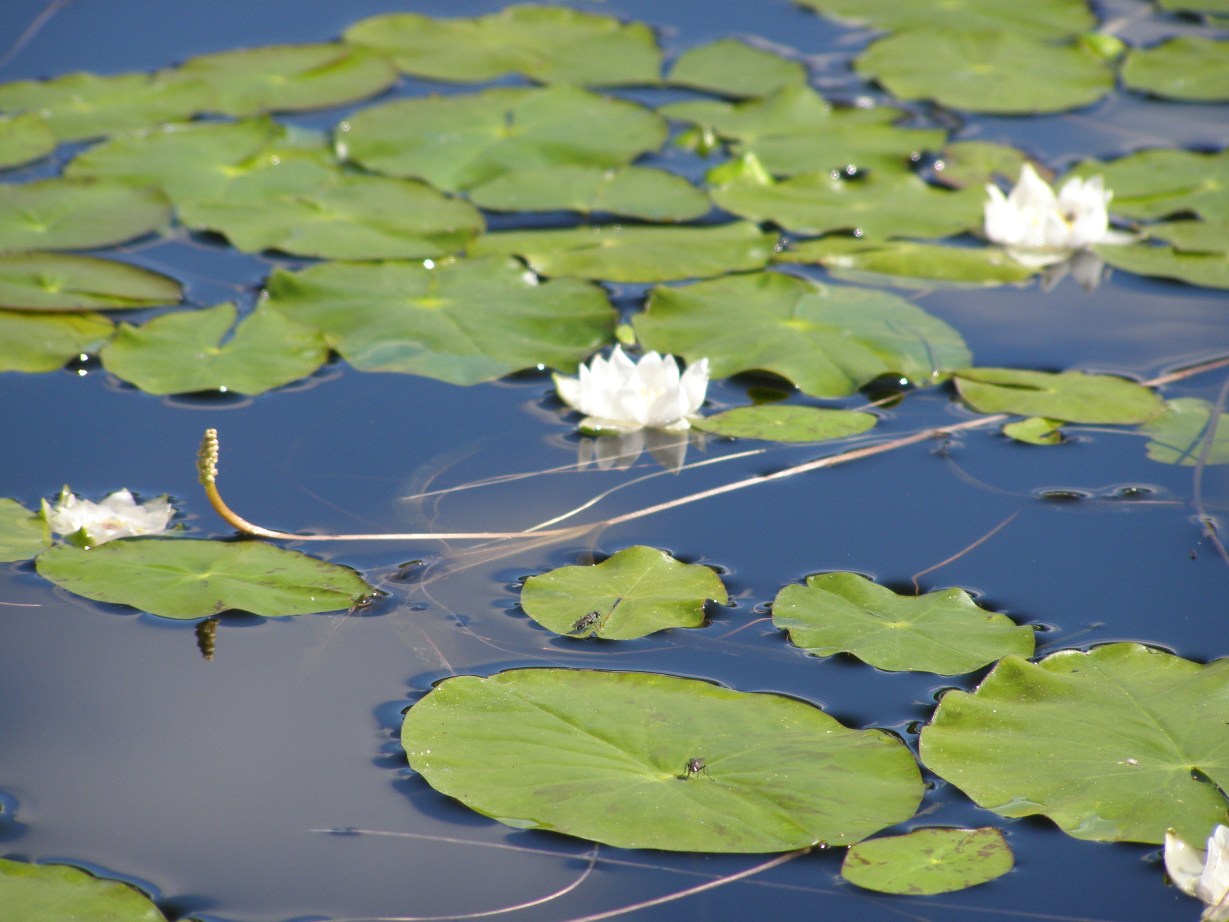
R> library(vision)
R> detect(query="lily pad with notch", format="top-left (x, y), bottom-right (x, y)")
top-left (0, 857), bottom-right (168, 922)
top-left (841, 827), bottom-right (1014, 895)
top-left (953, 367), bottom-right (1164, 425)
top-left (0, 253), bottom-right (181, 311)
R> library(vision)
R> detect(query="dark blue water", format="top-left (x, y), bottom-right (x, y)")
top-left (1, 2), bottom-right (1226, 921)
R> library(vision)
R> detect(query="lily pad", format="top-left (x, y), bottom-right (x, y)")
top-left (470, 222), bottom-right (777, 283)
top-left (1140, 398), bottom-right (1229, 466)
top-left (795, 0), bottom-right (1095, 39)
top-left (338, 84), bottom-right (667, 192)
top-left (1095, 243), bottom-right (1229, 290)
top-left (933, 141), bottom-right (1032, 190)
top-left (953, 368), bottom-right (1165, 424)
top-left (520, 545), bottom-right (728, 639)
top-left (0, 254), bottom-right (181, 311)
top-left (1122, 37), bottom-right (1229, 103)
top-left (1145, 220), bottom-right (1229, 254)
top-left (36, 537), bottom-right (374, 619)
top-left (1159, 0), bottom-right (1229, 11)
top-left (634, 271), bottom-right (971, 398)
top-left (666, 39), bottom-right (807, 98)
top-left (101, 302), bottom-right (328, 396)
top-left (920, 643), bottom-right (1229, 844)
top-left (467, 165), bottom-right (710, 222)
top-left (263, 257), bottom-right (615, 384)
top-left (772, 572), bottom-right (1034, 675)
top-left (0, 858), bottom-right (167, 922)
top-left (1072, 149), bottom-right (1229, 223)
top-left (402, 668), bottom-right (924, 852)
top-left (0, 498), bottom-right (50, 562)
top-left (855, 30), bottom-right (1114, 114)
top-left (1002, 416), bottom-right (1065, 446)
top-left (841, 827), bottom-right (1014, 895)
top-left (0, 179), bottom-right (171, 252)
top-left (176, 43), bottom-right (397, 116)
top-left (0, 310), bottom-right (112, 371)
top-left (0, 113), bottom-right (56, 169)
top-left (778, 238), bottom-right (1038, 287)
top-left (344, 6), bottom-right (661, 86)
top-left (693, 405), bottom-right (877, 443)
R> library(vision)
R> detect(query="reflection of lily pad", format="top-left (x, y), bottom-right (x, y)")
top-left (520, 545), bottom-right (727, 639)
top-left (796, 0), bottom-right (1095, 38)
top-left (635, 271), bottom-right (971, 397)
top-left (772, 572), bottom-right (1034, 675)
top-left (0, 179), bottom-right (171, 252)
top-left (0, 498), bottom-right (50, 562)
top-left (402, 668), bottom-right (924, 852)
top-left (666, 39), bottom-right (806, 97)
top-left (694, 405), bottom-right (877, 443)
top-left (1122, 37), bottom-right (1229, 103)
top-left (0, 254), bottom-right (181, 311)
top-left (0, 113), bottom-right (56, 169)
top-left (778, 238), bottom-right (1037, 287)
top-left (842, 827), bottom-right (1014, 895)
top-left (954, 368), bottom-right (1164, 424)
top-left (920, 644), bottom-right (1229, 844)
top-left (467, 165), bottom-right (710, 221)
top-left (0, 858), bottom-right (168, 922)
top-left (36, 538), bottom-right (374, 619)
top-left (0, 310), bottom-right (112, 372)
top-left (1140, 398), bottom-right (1229, 466)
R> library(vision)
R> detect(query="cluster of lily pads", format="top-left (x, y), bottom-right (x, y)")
top-left (1, 0), bottom-right (1228, 919)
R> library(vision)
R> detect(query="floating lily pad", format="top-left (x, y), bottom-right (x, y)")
top-left (933, 141), bottom-right (1032, 190)
top-left (402, 668), bottom-right (924, 852)
top-left (954, 368), bottom-right (1164, 424)
top-left (1072, 149), bottom-right (1229, 223)
top-left (0, 498), bottom-right (50, 562)
top-left (1002, 416), bottom-right (1065, 446)
top-left (841, 827), bottom-right (1014, 895)
top-left (0, 70), bottom-right (211, 142)
top-left (0, 254), bottom-right (181, 311)
top-left (520, 545), bottom-right (727, 640)
top-left (0, 113), bottom-right (56, 169)
top-left (694, 405), bottom-right (877, 442)
top-left (1140, 398), bottom-right (1229, 466)
top-left (795, 0), bottom-right (1095, 39)
top-left (1122, 37), bottom-right (1229, 103)
top-left (0, 858), bottom-right (167, 922)
top-left (101, 302), bottom-right (327, 396)
top-left (176, 43), bottom-right (397, 116)
top-left (345, 6), bottom-right (661, 86)
top-left (778, 238), bottom-right (1037, 287)
top-left (338, 84), bottom-right (667, 192)
top-left (0, 310), bottom-right (113, 371)
top-left (855, 30), bottom-right (1114, 114)
top-left (263, 257), bottom-right (614, 384)
top-left (920, 643), bottom-right (1229, 844)
top-left (1095, 243), bottom-right (1229, 290)
top-left (0, 179), bottom-right (171, 252)
top-left (1145, 220), bottom-right (1229, 253)
top-left (1158, 0), bottom-right (1229, 11)
top-left (634, 272), bottom-right (971, 397)
top-left (772, 572), bottom-right (1034, 674)
top-left (470, 222), bottom-right (776, 283)
top-left (36, 537), bottom-right (374, 619)
top-left (666, 39), bottom-right (806, 97)
top-left (467, 165), bottom-right (710, 221)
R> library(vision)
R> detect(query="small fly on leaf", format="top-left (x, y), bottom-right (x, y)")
top-left (570, 610), bottom-right (602, 634)
top-left (678, 757), bottom-right (708, 779)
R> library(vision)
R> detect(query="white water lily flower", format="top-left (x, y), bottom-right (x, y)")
top-left (43, 487), bottom-right (174, 546)
top-left (1165, 825), bottom-right (1229, 921)
top-left (553, 346), bottom-right (709, 434)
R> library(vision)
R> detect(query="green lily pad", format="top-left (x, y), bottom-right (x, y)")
top-left (338, 84), bottom-right (667, 192)
top-left (666, 39), bottom-right (807, 98)
top-left (345, 6), bottom-right (661, 86)
top-left (841, 827), bottom-right (1014, 895)
top-left (795, 0), bottom-right (1095, 39)
top-left (263, 257), bottom-right (614, 384)
top-left (1122, 37), bottom-right (1229, 103)
top-left (101, 302), bottom-right (327, 396)
top-left (467, 165), bottom-right (710, 221)
top-left (0, 113), bottom-right (56, 169)
top-left (0, 310), bottom-right (112, 371)
top-left (0, 70), bottom-right (211, 142)
top-left (1159, 0), bottom-right (1229, 11)
top-left (634, 272), bottom-right (971, 397)
top-left (470, 222), bottom-right (777, 283)
top-left (777, 238), bottom-right (1038, 287)
top-left (36, 537), bottom-right (374, 619)
top-left (693, 405), bottom-right (877, 443)
top-left (520, 545), bottom-right (728, 639)
top-left (0, 179), bottom-right (171, 252)
top-left (1095, 243), bottom-right (1229, 290)
top-left (772, 572), bottom-right (1034, 675)
top-left (1002, 416), bottom-right (1065, 446)
top-left (920, 643), bottom-right (1229, 844)
top-left (0, 858), bottom-right (167, 922)
top-left (855, 30), bottom-right (1114, 114)
top-left (402, 668), bottom-right (924, 852)
top-left (933, 141), bottom-right (1032, 190)
top-left (1145, 220), bottom-right (1229, 253)
top-left (1140, 398), bottom-right (1229, 466)
top-left (0, 498), bottom-right (50, 562)
top-left (0, 254), bottom-right (181, 311)
top-left (953, 368), bottom-right (1164, 424)
top-left (1072, 149), bottom-right (1229, 223)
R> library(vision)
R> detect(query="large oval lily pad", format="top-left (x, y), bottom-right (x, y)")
top-left (772, 572), bottom-right (1034, 675)
top-left (36, 537), bottom-right (374, 619)
top-left (796, 0), bottom-right (1095, 39)
top-left (841, 827), bottom-right (1014, 895)
top-left (0, 254), bottom-right (181, 311)
top-left (953, 368), bottom-right (1165, 424)
top-left (1140, 398), bottom-right (1229, 466)
top-left (0, 858), bottom-right (167, 922)
top-left (402, 668), bottom-right (924, 852)
top-left (0, 310), bottom-right (113, 371)
top-left (634, 271), bottom-right (971, 397)
top-left (693, 405), bottom-right (877, 443)
top-left (520, 545), bottom-right (728, 639)
top-left (467, 165), bottom-right (710, 222)
top-left (920, 643), bottom-right (1229, 844)
top-left (0, 498), bottom-right (50, 562)
top-left (1122, 37), bottom-right (1229, 103)
top-left (0, 179), bottom-right (171, 252)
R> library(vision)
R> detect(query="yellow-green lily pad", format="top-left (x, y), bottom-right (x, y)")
top-left (0, 498), bottom-right (50, 562)
top-left (954, 367), bottom-right (1164, 424)
top-left (777, 238), bottom-right (1038, 287)
top-left (467, 165), bottom-right (710, 221)
top-left (0, 178), bottom-right (171, 252)
top-left (0, 858), bottom-right (167, 922)
top-left (1140, 397), bottom-right (1229, 466)
top-left (1122, 37), bottom-right (1229, 103)
top-left (1095, 243), bottom-right (1229, 290)
top-left (0, 310), bottom-right (113, 371)
top-left (0, 113), bottom-right (56, 169)
top-left (841, 827), bottom-right (1014, 895)
top-left (0, 253), bottom-right (181, 311)
top-left (796, 0), bottom-right (1095, 39)
top-left (693, 405), bottom-right (877, 443)
top-left (666, 39), bottom-right (807, 98)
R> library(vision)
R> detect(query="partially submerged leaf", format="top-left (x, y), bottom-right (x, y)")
top-left (0, 858), bottom-right (167, 922)
top-left (1002, 417), bottom-right (1065, 446)
top-left (954, 368), bottom-right (1164, 424)
top-left (0, 179), bottom-right (171, 252)
top-left (841, 827), bottom-right (1014, 895)
top-left (693, 405), bottom-right (877, 443)
top-left (0, 310), bottom-right (113, 371)
top-left (520, 545), bottom-right (727, 639)
top-left (402, 668), bottom-right (924, 851)
top-left (467, 165), bottom-right (710, 221)
top-left (0, 254), bottom-right (181, 311)
top-left (0, 497), bottom-right (50, 562)
top-left (1140, 397), bottom-right (1229, 466)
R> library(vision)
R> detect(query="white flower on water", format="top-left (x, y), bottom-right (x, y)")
top-left (984, 163), bottom-right (1131, 266)
top-left (554, 346), bottom-right (709, 434)
top-left (1165, 825), bottom-right (1229, 921)
top-left (43, 487), bottom-right (174, 546)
